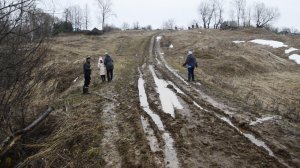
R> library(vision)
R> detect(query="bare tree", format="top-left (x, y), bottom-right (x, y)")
top-left (162, 19), bottom-right (175, 30)
top-left (65, 5), bottom-right (83, 31)
top-left (133, 21), bottom-right (139, 30)
top-left (198, 0), bottom-right (218, 29)
top-left (245, 6), bottom-right (252, 27)
top-left (0, 0), bottom-right (51, 155)
top-left (231, 0), bottom-right (246, 27)
top-left (74, 5), bottom-right (83, 31)
top-left (122, 22), bottom-right (129, 30)
top-left (253, 2), bottom-right (280, 28)
top-left (63, 8), bottom-right (72, 23)
top-left (212, 0), bottom-right (224, 29)
top-left (145, 25), bottom-right (152, 30)
top-left (198, 0), bottom-right (210, 29)
top-left (84, 4), bottom-right (89, 30)
top-left (95, 0), bottom-right (115, 30)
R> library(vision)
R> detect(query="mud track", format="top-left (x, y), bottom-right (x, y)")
top-left (135, 34), bottom-right (293, 167)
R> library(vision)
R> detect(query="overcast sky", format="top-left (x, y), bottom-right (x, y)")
top-left (38, 0), bottom-right (300, 30)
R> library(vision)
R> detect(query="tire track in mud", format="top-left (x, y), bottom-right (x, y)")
top-left (143, 34), bottom-right (288, 167)
top-left (155, 35), bottom-right (297, 167)
top-left (138, 67), bottom-right (180, 168)
top-left (97, 88), bottom-right (122, 168)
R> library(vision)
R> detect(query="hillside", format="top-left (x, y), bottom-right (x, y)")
top-left (1, 29), bottom-right (299, 168)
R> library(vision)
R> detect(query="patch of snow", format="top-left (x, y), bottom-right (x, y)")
top-left (169, 44), bottom-right (174, 48)
top-left (249, 39), bottom-right (288, 48)
top-left (285, 47), bottom-right (298, 54)
top-left (156, 36), bottom-right (162, 42)
top-left (233, 41), bottom-right (245, 44)
top-left (149, 65), bottom-right (183, 118)
top-left (250, 116), bottom-right (281, 126)
top-left (289, 54), bottom-right (300, 64)
top-left (73, 77), bottom-right (79, 83)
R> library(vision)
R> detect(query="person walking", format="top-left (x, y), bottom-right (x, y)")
top-left (98, 56), bottom-right (106, 82)
top-left (83, 57), bottom-right (92, 94)
top-left (104, 52), bottom-right (114, 82)
top-left (183, 51), bottom-right (197, 82)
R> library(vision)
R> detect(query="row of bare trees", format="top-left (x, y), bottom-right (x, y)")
top-left (198, 0), bottom-right (224, 29)
top-left (60, 0), bottom-right (115, 31)
top-left (198, 0), bottom-right (280, 29)
top-left (63, 4), bottom-right (90, 31)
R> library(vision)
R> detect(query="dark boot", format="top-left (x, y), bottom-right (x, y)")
top-left (83, 86), bottom-right (89, 94)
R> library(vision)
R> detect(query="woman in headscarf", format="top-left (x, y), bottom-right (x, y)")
top-left (98, 56), bottom-right (106, 82)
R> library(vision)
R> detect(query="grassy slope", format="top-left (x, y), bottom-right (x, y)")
top-left (162, 28), bottom-right (300, 122)
top-left (4, 31), bottom-right (157, 167)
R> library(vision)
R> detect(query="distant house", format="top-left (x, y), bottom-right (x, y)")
top-left (86, 28), bottom-right (103, 35)
top-left (220, 21), bottom-right (238, 30)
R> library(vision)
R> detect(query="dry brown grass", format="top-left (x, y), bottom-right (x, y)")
top-left (162, 28), bottom-right (300, 122)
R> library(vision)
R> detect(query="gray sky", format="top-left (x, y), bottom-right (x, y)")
top-left (38, 0), bottom-right (300, 30)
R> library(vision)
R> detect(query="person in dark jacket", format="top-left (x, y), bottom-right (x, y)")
top-left (83, 57), bottom-right (92, 94)
top-left (104, 52), bottom-right (114, 82)
top-left (183, 51), bottom-right (197, 82)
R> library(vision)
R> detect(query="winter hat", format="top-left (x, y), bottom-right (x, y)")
top-left (105, 52), bottom-right (108, 55)
top-left (188, 51), bottom-right (193, 55)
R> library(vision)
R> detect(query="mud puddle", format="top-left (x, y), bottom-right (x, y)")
top-left (219, 116), bottom-right (274, 156)
top-left (138, 73), bottom-right (164, 130)
top-left (138, 68), bottom-right (179, 168)
top-left (149, 65), bottom-right (183, 118)
top-left (140, 115), bottom-right (160, 152)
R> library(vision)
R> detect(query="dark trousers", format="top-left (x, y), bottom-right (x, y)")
top-left (83, 75), bottom-right (91, 94)
top-left (101, 75), bottom-right (106, 82)
top-left (84, 75), bottom-right (91, 87)
top-left (107, 69), bottom-right (113, 82)
top-left (188, 67), bottom-right (195, 81)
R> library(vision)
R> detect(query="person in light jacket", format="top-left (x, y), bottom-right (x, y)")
top-left (182, 51), bottom-right (197, 82)
top-left (98, 56), bottom-right (106, 82)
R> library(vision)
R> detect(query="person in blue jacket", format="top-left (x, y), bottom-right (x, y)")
top-left (182, 51), bottom-right (197, 82)
top-left (104, 52), bottom-right (114, 82)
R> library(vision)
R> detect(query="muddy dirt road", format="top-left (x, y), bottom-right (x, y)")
top-left (134, 34), bottom-right (297, 167)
